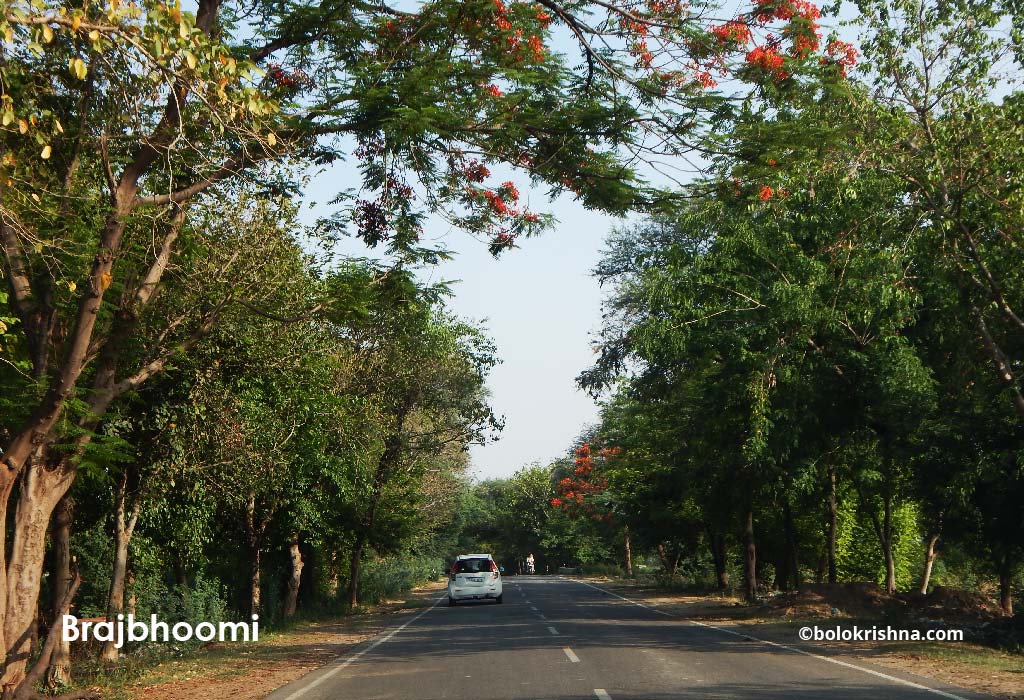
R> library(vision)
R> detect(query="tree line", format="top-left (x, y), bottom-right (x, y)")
top-left (461, 0), bottom-right (1024, 618)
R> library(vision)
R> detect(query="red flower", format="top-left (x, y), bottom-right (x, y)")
top-left (527, 34), bottom-right (544, 62)
top-left (746, 45), bottom-right (785, 72)
top-left (551, 498), bottom-right (563, 507)
top-left (759, 185), bottom-right (774, 200)
top-left (486, 84), bottom-right (503, 97)
top-left (710, 20), bottom-right (752, 44)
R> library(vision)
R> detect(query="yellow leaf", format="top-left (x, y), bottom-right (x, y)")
top-left (54, 119), bottom-right (63, 133)
top-left (5, 27), bottom-right (13, 43)
top-left (267, 132), bottom-right (276, 146)
top-left (40, 145), bottom-right (51, 159)
top-left (67, 281), bottom-right (76, 292)
top-left (42, 24), bottom-right (53, 43)
top-left (70, 57), bottom-right (88, 80)
top-left (72, 15), bottom-right (82, 31)
top-left (18, 119), bottom-right (28, 134)
top-left (100, 272), bottom-right (113, 291)
top-left (89, 29), bottom-right (100, 42)
top-left (184, 51), bottom-right (197, 70)
top-left (31, 193), bottom-right (40, 203)
top-left (1, 111), bottom-right (12, 126)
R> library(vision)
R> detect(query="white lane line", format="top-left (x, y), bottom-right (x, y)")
top-left (561, 578), bottom-right (968, 700)
top-left (594, 690), bottom-right (612, 700)
top-left (563, 647), bottom-right (580, 663)
top-left (275, 595), bottom-right (444, 700)
top-left (530, 606), bottom-right (539, 611)
top-left (547, 626), bottom-right (560, 635)
top-left (537, 613), bottom-right (547, 620)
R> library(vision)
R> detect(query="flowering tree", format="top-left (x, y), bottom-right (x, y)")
top-left (551, 442), bottom-right (634, 573)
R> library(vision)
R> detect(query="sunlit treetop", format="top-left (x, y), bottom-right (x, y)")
top-left (0, 0), bottom-right (851, 261)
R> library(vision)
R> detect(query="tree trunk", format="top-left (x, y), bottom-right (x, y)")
top-left (249, 545), bottom-right (262, 619)
top-left (826, 463), bottom-right (838, 584)
top-left (999, 561), bottom-right (1014, 615)
top-left (244, 492), bottom-right (264, 619)
top-left (919, 532), bottom-right (940, 595)
top-left (709, 530), bottom-right (729, 590)
top-left (882, 493), bottom-right (896, 595)
top-left (743, 508), bottom-right (757, 603)
top-left (657, 543), bottom-right (673, 575)
top-left (0, 459), bottom-right (77, 696)
top-left (623, 527), bottom-right (633, 578)
top-left (283, 537), bottom-right (303, 618)
top-left (101, 475), bottom-right (139, 662)
top-left (45, 494), bottom-right (74, 689)
top-left (783, 502), bottom-right (801, 590)
top-left (347, 534), bottom-right (366, 609)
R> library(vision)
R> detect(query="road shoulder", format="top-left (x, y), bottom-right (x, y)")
top-left (571, 576), bottom-right (1023, 700)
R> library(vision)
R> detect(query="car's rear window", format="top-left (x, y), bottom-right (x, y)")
top-left (455, 558), bottom-right (492, 573)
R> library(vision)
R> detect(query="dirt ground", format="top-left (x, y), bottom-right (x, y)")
top-left (120, 581), bottom-right (446, 700)
top-left (591, 578), bottom-right (1024, 700)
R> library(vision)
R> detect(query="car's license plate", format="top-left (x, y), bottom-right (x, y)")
top-left (468, 576), bottom-right (484, 582)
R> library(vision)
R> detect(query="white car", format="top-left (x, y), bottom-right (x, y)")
top-left (448, 554), bottom-right (503, 605)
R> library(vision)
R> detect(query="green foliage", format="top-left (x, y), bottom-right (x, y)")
top-left (355, 554), bottom-right (444, 607)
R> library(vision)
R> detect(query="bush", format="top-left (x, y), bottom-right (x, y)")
top-left (352, 553), bottom-right (443, 606)
top-left (580, 562), bottom-right (623, 578)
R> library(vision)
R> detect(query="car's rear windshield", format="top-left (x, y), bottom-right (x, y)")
top-left (455, 559), bottom-right (492, 573)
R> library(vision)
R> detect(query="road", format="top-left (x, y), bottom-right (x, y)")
top-left (266, 576), bottom-right (985, 700)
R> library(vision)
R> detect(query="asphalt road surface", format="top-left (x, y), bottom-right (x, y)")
top-left (266, 576), bottom-right (985, 700)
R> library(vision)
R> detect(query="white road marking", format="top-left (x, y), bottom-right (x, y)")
top-left (594, 690), bottom-right (612, 700)
top-left (547, 626), bottom-right (560, 635)
top-left (563, 647), bottom-right (580, 663)
top-left (275, 595), bottom-right (444, 700)
top-left (530, 606), bottom-right (539, 611)
top-left (562, 578), bottom-right (969, 700)
top-left (537, 613), bottom-right (547, 620)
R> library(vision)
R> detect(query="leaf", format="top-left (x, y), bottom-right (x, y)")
top-left (1, 111), bottom-right (13, 126)
top-left (69, 57), bottom-right (88, 80)
top-left (18, 119), bottom-right (28, 134)
top-left (41, 24), bottom-right (53, 43)
top-left (67, 281), bottom-right (76, 293)
top-left (267, 131), bottom-right (277, 146)
top-left (40, 144), bottom-right (51, 159)
top-left (184, 51), bottom-right (197, 70)
top-left (54, 118), bottom-right (63, 133)
top-left (100, 272), bottom-right (113, 291)
top-left (71, 15), bottom-right (81, 31)
top-left (89, 29), bottom-right (99, 42)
